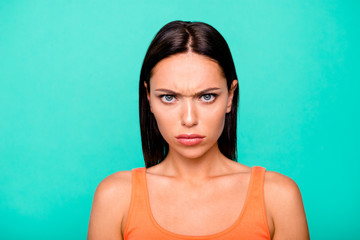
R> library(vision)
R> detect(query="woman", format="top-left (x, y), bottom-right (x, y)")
top-left (88, 21), bottom-right (310, 240)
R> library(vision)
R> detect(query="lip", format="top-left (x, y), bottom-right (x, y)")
top-left (176, 134), bottom-right (205, 146)
top-left (176, 134), bottom-right (205, 138)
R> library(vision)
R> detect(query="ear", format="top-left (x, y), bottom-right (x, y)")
top-left (226, 80), bottom-right (238, 113)
top-left (144, 82), bottom-right (152, 112)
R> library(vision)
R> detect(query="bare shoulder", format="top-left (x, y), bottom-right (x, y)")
top-left (264, 171), bottom-right (304, 217)
top-left (91, 170), bottom-right (133, 218)
top-left (95, 170), bottom-right (132, 197)
top-left (264, 171), bottom-right (310, 240)
top-left (264, 171), bottom-right (301, 199)
top-left (88, 171), bottom-right (132, 240)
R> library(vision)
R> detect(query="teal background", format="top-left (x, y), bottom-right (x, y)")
top-left (0, 0), bottom-right (359, 239)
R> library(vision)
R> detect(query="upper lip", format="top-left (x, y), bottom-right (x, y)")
top-left (176, 134), bottom-right (205, 139)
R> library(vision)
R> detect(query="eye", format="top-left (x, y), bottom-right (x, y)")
top-left (200, 94), bottom-right (217, 103)
top-left (160, 95), bottom-right (176, 103)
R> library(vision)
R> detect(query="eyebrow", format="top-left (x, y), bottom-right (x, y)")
top-left (154, 87), bottom-right (221, 96)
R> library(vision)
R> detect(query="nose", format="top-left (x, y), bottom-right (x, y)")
top-left (181, 99), bottom-right (198, 127)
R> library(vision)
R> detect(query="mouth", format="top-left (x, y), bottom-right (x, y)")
top-left (175, 134), bottom-right (205, 146)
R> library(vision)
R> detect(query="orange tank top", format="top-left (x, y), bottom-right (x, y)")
top-left (124, 166), bottom-right (271, 240)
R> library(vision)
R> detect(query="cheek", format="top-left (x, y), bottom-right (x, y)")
top-left (151, 107), bottom-right (176, 141)
top-left (203, 107), bottom-right (227, 138)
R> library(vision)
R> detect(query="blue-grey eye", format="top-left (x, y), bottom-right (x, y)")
top-left (162, 95), bottom-right (175, 103)
top-left (201, 94), bottom-right (215, 102)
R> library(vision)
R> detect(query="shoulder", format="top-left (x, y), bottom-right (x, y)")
top-left (263, 170), bottom-right (303, 217)
top-left (95, 170), bottom-right (132, 197)
top-left (88, 170), bottom-right (133, 239)
top-left (92, 170), bottom-right (133, 213)
top-left (264, 170), bottom-right (301, 199)
top-left (263, 170), bottom-right (309, 239)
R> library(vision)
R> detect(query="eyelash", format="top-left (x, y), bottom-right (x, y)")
top-left (159, 93), bottom-right (218, 104)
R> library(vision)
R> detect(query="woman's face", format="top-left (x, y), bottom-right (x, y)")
top-left (146, 53), bottom-right (237, 160)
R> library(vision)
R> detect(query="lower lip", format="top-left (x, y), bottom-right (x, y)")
top-left (176, 137), bottom-right (204, 146)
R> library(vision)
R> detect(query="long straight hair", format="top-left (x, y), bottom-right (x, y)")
top-left (139, 21), bottom-right (239, 168)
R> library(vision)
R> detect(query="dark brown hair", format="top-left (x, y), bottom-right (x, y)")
top-left (139, 21), bottom-right (239, 168)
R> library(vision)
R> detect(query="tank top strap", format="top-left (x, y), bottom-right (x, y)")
top-left (130, 167), bottom-right (147, 199)
top-left (124, 167), bottom-right (149, 238)
top-left (239, 166), bottom-right (270, 238)
top-left (247, 166), bottom-right (266, 199)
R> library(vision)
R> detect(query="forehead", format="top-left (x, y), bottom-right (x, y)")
top-left (150, 53), bottom-right (226, 91)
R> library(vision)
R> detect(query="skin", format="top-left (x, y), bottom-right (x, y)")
top-left (87, 52), bottom-right (310, 240)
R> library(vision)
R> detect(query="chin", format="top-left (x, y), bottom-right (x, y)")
top-left (171, 145), bottom-right (215, 160)
top-left (182, 152), bottom-right (206, 160)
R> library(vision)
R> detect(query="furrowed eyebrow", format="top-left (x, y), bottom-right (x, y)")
top-left (154, 87), bottom-right (221, 96)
